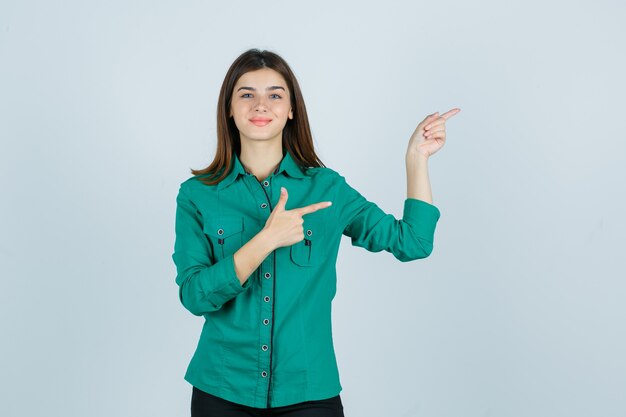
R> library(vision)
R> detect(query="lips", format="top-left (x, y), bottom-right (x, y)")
top-left (250, 118), bottom-right (272, 127)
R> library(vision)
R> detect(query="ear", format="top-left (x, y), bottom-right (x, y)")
top-left (289, 108), bottom-right (293, 119)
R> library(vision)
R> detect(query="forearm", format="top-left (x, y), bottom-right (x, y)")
top-left (406, 150), bottom-right (433, 204)
top-left (233, 229), bottom-right (276, 285)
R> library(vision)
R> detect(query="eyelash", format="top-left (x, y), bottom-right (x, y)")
top-left (241, 93), bottom-right (282, 99)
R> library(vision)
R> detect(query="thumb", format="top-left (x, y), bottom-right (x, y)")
top-left (275, 186), bottom-right (288, 210)
top-left (421, 112), bottom-right (440, 129)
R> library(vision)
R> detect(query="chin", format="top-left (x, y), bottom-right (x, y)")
top-left (243, 135), bottom-right (277, 142)
top-left (246, 130), bottom-right (281, 139)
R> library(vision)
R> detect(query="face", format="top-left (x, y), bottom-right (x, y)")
top-left (229, 68), bottom-right (293, 145)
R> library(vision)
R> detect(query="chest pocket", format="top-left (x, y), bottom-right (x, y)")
top-left (290, 218), bottom-right (325, 267)
top-left (203, 216), bottom-right (244, 261)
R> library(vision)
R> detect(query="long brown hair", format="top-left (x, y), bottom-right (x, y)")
top-left (191, 48), bottom-right (326, 186)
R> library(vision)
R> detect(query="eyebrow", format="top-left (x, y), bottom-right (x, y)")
top-left (236, 86), bottom-right (286, 92)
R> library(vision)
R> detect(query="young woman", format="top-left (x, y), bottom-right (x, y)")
top-left (172, 48), bottom-right (460, 417)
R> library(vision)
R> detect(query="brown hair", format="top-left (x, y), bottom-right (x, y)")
top-left (190, 48), bottom-right (326, 186)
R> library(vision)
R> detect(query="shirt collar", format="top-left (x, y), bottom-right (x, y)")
top-left (217, 148), bottom-right (307, 190)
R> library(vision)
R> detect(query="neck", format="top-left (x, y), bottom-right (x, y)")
top-left (239, 141), bottom-right (284, 182)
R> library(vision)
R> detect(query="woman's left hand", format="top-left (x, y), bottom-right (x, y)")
top-left (407, 108), bottom-right (461, 158)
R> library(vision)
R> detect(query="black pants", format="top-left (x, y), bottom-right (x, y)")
top-left (191, 386), bottom-right (345, 417)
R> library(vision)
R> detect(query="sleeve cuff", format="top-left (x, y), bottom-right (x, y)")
top-left (403, 198), bottom-right (441, 241)
top-left (205, 254), bottom-right (251, 308)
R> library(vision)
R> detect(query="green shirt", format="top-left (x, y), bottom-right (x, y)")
top-left (172, 148), bottom-right (441, 408)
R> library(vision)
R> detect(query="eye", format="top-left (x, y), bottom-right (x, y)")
top-left (241, 93), bottom-right (253, 98)
top-left (270, 93), bottom-right (282, 99)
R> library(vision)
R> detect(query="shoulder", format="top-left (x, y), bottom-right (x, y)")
top-left (302, 166), bottom-right (344, 184)
top-left (178, 173), bottom-right (217, 196)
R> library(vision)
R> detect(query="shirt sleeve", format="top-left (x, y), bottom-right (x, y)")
top-left (335, 174), bottom-right (441, 261)
top-left (171, 182), bottom-right (252, 316)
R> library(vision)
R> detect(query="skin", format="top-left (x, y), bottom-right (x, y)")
top-left (229, 68), bottom-right (294, 183)
top-left (229, 67), bottom-right (461, 285)
top-left (406, 108), bottom-right (461, 204)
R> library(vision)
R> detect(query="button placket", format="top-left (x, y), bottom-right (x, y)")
top-left (252, 167), bottom-right (278, 405)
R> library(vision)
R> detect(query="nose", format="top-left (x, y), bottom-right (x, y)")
top-left (254, 96), bottom-right (268, 112)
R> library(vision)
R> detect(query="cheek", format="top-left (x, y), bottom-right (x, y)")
top-left (276, 103), bottom-right (292, 117)
top-left (231, 100), bottom-right (248, 112)
top-left (231, 109), bottom-right (247, 127)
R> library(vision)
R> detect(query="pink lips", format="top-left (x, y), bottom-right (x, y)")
top-left (250, 118), bottom-right (272, 127)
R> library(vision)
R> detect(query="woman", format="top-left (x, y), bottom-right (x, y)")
top-left (172, 48), bottom-right (460, 417)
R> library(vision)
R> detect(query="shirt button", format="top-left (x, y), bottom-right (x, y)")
top-left (264, 296), bottom-right (270, 302)
top-left (262, 180), bottom-right (269, 187)
top-left (306, 229), bottom-right (312, 237)
top-left (261, 344), bottom-right (268, 351)
top-left (264, 272), bottom-right (271, 279)
top-left (263, 319), bottom-right (269, 325)
top-left (260, 203), bottom-right (268, 209)
top-left (218, 228), bottom-right (224, 235)
top-left (261, 371), bottom-right (268, 377)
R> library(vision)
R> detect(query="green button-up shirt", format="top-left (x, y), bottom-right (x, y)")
top-left (172, 148), bottom-right (441, 408)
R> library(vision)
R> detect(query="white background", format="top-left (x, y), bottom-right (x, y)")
top-left (1, 1), bottom-right (625, 416)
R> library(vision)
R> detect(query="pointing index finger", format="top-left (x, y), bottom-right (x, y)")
top-left (439, 108), bottom-right (461, 120)
top-left (295, 201), bottom-right (333, 216)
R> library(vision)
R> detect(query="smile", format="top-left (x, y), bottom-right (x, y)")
top-left (250, 119), bottom-right (272, 127)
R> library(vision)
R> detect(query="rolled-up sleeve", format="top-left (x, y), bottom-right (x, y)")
top-left (335, 174), bottom-right (441, 261)
top-left (171, 183), bottom-right (251, 316)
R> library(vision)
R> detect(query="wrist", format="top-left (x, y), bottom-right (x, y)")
top-left (406, 150), bottom-right (429, 164)
top-left (257, 228), bottom-right (277, 253)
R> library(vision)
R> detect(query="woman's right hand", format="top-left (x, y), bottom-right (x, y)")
top-left (263, 187), bottom-right (332, 250)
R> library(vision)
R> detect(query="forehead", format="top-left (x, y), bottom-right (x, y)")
top-left (235, 68), bottom-right (288, 89)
